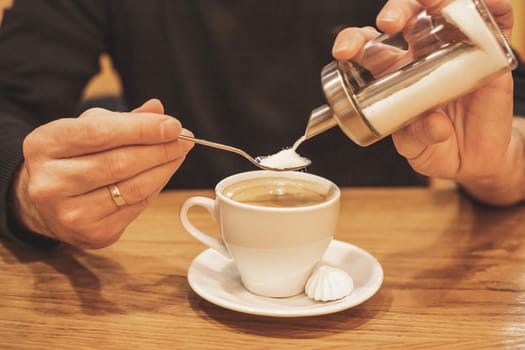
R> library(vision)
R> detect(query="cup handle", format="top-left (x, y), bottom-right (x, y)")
top-left (180, 196), bottom-right (231, 259)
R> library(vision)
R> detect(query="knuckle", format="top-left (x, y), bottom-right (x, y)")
top-left (126, 182), bottom-right (149, 202)
top-left (105, 151), bottom-right (131, 180)
top-left (137, 121), bottom-right (149, 141)
top-left (80, 107), bottom-right (107, 119)
top-left (22, 134), bottom-right (37, 158)
top-left (24, 118), bottom-right (80, 158)
top-left (56, 206), bottom-right (83, 230)
top-left (27, 178), bottom-right (60, 203)
top-left (22, 127), bottom-right (49, 159)
top-left (81, 117), bottom-right (113, 149)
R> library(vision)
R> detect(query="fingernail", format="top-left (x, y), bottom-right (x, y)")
top-left (179, 129), bottom-right (194, 138)
top-left (332, 40), bottom-right (356, 56)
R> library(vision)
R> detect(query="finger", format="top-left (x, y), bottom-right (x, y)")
top-left (52, 158), bottom-right (183, 232)
top-left (393, 111), bottom-right (461, 178)
top-left (392, 111), bottom-right (453, 159)
top-left (92, 202), bottom-right (147, 248)
top-left (377, 0), bottom-right (422, 34)
top-left (177, 128), bottom-right (196, 147)
top-left (378, 0), bottom-right (513, 36)
top-left (87, 157), bottom-right (183, 217)
top-left (132, 98), bottom-right (165, 114)
top-left (415, 0), bottom-right (447, 8)
top-left (51, 139), bottom-right (190, 194)
top-left (104, 157), bottom-right (185, 212)
top-left (29, 109), bottom-right (182, 159)
top-left (68, 200), bottom-right (149, 249)
top-left (417, 0), bottom-right (513, 34)
top-left (26, 128), bottom-right (193, 199)
top-left (178, 128), bottom-right (195, 146)
top-left (332, 27), bottom-right (380, 60)
top-left (482, 0), bottom-right (513, 35)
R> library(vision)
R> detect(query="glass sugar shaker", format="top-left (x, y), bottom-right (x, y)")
top-left (304, 0), bottom-right (518, 146)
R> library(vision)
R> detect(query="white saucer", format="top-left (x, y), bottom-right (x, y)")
top-left (187, 240), bottom-right (383, 317)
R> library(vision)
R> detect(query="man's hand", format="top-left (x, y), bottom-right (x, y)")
top-left (332, 0), bottom-right (524, 205)
top-left (12, 98), bottom-right (194, 248)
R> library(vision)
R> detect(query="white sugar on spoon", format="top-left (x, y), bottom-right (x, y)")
top-left (256, 136), bottom-right (311, 171)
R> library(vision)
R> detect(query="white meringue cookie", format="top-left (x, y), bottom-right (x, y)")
top-left (305, 265), bottom-right (354, 302)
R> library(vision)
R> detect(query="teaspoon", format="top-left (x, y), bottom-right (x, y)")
top-left (177, 134), bottom-right (310, 171)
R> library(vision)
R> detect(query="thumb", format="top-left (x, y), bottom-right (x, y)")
top-left (132, 98), bottom-right (165, 114)
top-left (392, 111), bottom-right (453, 160)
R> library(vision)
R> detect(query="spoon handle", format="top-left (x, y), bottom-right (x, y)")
top-left (177, 134), bottom-right (260, 168)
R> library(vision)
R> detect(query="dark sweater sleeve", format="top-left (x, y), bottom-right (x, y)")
top-left (0, 0), bottom-right (108, 246)
top-left (514, 55), bottom-right (525, 117)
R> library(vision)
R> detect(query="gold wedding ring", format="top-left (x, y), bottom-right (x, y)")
top-left (109, 184), bottom-right (127, 208)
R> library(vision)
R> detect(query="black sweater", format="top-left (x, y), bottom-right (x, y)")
top-left (1, 0), bottom-right (524, 244)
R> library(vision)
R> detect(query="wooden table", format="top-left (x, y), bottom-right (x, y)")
top-left (1, 187), bottom-right (525, 349)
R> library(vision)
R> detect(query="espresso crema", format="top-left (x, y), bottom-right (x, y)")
top-left (223, 177), bottom-right (334, 208)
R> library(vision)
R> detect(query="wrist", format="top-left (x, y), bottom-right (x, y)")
top-left (457, 128), bottom-right (525, 206)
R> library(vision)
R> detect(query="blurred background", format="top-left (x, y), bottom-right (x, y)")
top-left (0, 0), bottom-right (523, 107)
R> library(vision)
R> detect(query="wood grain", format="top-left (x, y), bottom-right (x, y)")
top-left (1, 188), bottom-right (525, 349)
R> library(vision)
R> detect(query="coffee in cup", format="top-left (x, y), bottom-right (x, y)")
top-left (222, 176), bottom-right (334, 208)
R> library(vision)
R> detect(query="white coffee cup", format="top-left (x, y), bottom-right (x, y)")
top-left (180, 170), bottom-right (340, 298)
